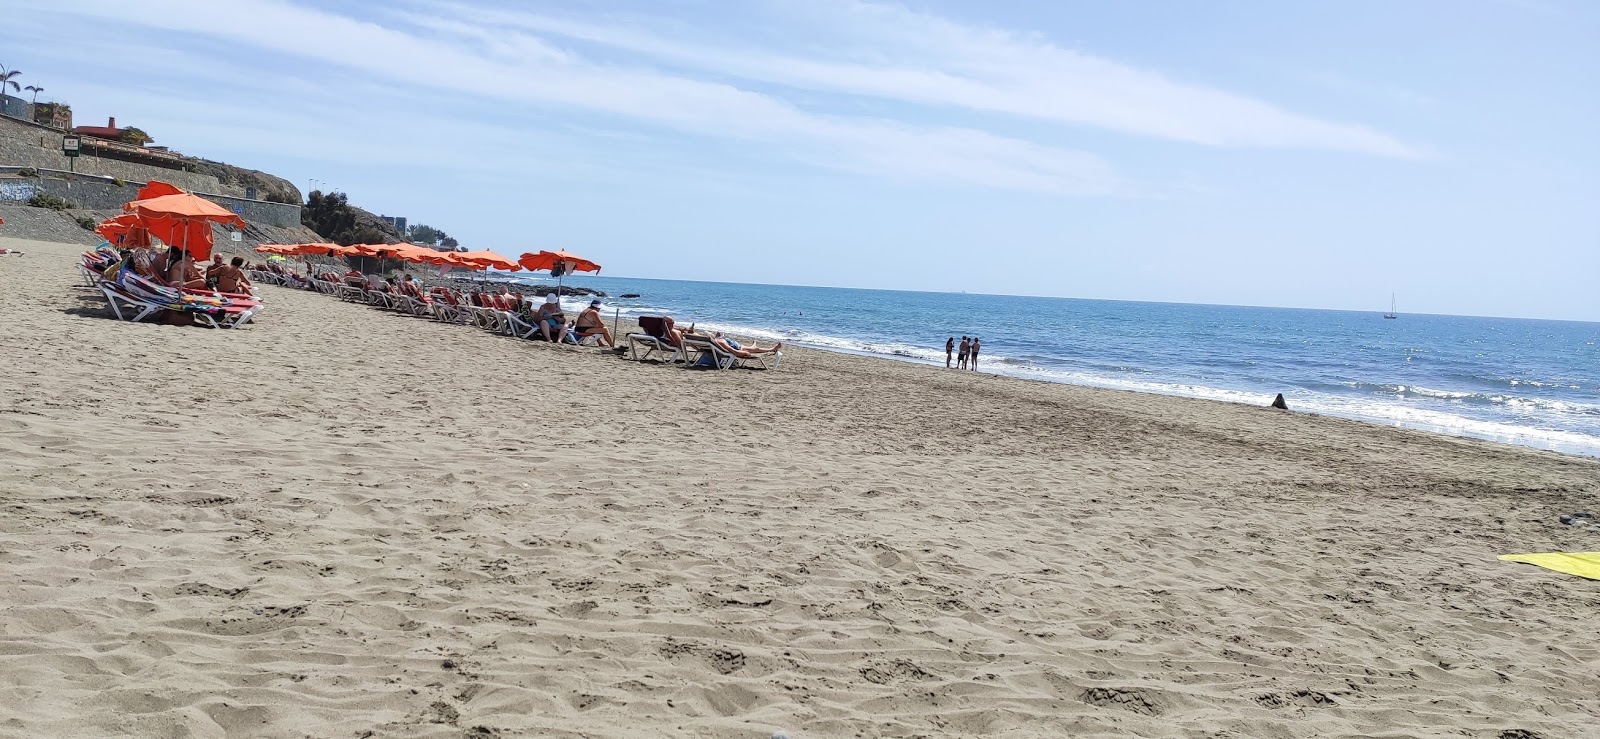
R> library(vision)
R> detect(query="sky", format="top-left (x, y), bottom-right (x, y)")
top-left (5, 0), bottom-right (1598, 321)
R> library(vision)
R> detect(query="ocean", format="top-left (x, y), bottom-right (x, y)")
top-left (527, 275), bottom-right (1600, 458)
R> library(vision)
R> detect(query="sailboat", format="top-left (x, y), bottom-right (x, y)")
top-left (1383, 294), bottom-right (1398, 319)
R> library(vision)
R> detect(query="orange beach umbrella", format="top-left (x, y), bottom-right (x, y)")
top-left (292, 242), bottom-right (352, 257)
top-left (517, 249), bottom-right (601, 275)
top-left (123, 182), bottom-right (246, 261)
top-left (97, 214), bottom-right (154, 248)
top-left (453, 249), bottom-right (520, 271)
top-left (518, 249), bottom-right (600, 298)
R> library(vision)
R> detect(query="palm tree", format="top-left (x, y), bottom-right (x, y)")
top-left (0, 64), bottom-right (20, 100)
top-left (24, 85), bottom-right (43, 104)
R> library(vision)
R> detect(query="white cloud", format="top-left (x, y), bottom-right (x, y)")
top-left (439, 0), bottom-right (1423, 158)
top-left (32, 0), bottom-right (1131, 196)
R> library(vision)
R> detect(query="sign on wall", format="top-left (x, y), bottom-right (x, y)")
top-left (62, 136), bottom-right (81, 157)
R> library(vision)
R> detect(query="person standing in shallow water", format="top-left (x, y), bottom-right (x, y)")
top-left (945, 337), bottom-right (955, 368)
top-left (957, 336), bottom-right (970, 370)
top-left (970, 337), bottom-right (981, 371)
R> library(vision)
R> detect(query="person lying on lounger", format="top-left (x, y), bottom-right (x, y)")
top-left (0, 248), bottom-right (21, 255)
top-left (662, 316), bottom-right (699, 347)
top-left (575, 299), bottom-right (614, 346)
top-left (710, 331), bottom-right (781, 357)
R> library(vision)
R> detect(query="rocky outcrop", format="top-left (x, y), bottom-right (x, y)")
top-left (185, 159), bottom-right (301, 204)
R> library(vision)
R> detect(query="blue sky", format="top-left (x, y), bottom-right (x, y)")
top-left (7, 0), bottom-right (1598, 320)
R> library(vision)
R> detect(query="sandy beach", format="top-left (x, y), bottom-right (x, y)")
top-left (2, 235), bottom-right (1597, 737)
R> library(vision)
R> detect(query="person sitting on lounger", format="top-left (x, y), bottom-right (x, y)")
top-left (165, 249), bottom-right (206, 289)
top-left (150, 248), bottom-right (173, 280)
top-left (574, 299), bottom-right (614, 346)
top-left (102, 250), bottom-right (134, 281)
top-left (399, 274), bottom-right (424, 299)
top-left (710, 331), bottom-right (781, 357)
top-left (537, 293), bottom-right (570, 342)
top-left (205, 254), bottom-right (226, 286)
top-left (214, 256), bottom-right (253, 294)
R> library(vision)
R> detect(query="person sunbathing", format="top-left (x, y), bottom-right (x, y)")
top-left (0, 247), bottom-right (23, 255)
top-left (214, 256), bottom-right (253, 294)
top-left (711, 332), bottom-right (780, 357)
top-left (205, 254), bottom-right (226, 286)
top-left (536, 293), bottom-right (569, 342)
top-left (102, 250), bottom-right (134, 281)
top-left (150, 249), bottom-right (173, 280)
top-left (661, 316), bottom-right (697, 347)
top-left (574, 299), bottom-right (614, 346)
top-left (166, 249), bottom-right (207, 289)
top-left (399, 274), bottom-right (424, 299)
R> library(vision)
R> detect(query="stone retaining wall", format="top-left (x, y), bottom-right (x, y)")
top-left (0, 172), bottom-right (302, 228)
top-left (0, 113), bottom-right (221, 193)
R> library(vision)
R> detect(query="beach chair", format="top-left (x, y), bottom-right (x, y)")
top-left (105, 273), bottom-right (261, 329)
top-left (79, 260), bottom-right (104, 287)
top-left (627, 333), bottom-right (682, 362)
top-left (502, 309), bottom-right (541, 339)
top-left (627, 315), bottom-right (687, 363)
top-left (684, 335), bottom-right (782, 370)
top-left (98, 281), bottom-right (164, 322)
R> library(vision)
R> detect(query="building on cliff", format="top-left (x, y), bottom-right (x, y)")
top-left (72, 116), bottom-right (137, 143)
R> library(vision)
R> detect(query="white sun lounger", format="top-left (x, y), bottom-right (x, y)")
top-left (627, 333), bottom-right (686, 363)
top-left (99, 282), bottom-right (163, 322)
top-left (683, 335), bottom-right (782, 370)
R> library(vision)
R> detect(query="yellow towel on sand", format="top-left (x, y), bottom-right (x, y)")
top-left (1498, 552), bottom-right (1600, 581)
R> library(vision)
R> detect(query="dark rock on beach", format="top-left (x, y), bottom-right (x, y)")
top-left (524, 285), bottom-right (606, 298)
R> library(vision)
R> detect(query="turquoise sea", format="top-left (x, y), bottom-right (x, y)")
top-left (526, 275), bottom-right (1600, 457)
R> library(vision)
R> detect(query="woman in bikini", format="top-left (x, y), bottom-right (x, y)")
top-left (574, 299), bottom-right (614, 347)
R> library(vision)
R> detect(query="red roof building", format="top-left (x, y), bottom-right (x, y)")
top-left (73, 116), bottom-right (136, 142)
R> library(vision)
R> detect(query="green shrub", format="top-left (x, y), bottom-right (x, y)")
top-left (111, 177), bottom-right (125, 187)
top-left (74, 214), bottom-right (97, 230)
top-left (17, 168), bottom-right (37, 177)
top-left (27, 193), bottom-right (76, 211)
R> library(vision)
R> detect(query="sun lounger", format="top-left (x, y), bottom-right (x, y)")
top-left (683, 335), bottom-right (782, 370)
top-left (628, 315), bottom-right (688, 362)
top-left (101, 272), bottom-right (261, 328)
top-left (627, 333), bottom-right (686, 363)
top-left (98, 282), bottom-right (163, 322)
top-left (502, 309), bottom-right (542, 339)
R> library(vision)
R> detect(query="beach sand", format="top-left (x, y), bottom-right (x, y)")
top-left (2, 235), bottom-right (1597, 738)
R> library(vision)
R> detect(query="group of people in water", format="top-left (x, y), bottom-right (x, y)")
top-left (946, 335), bottom-right (982, 370)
